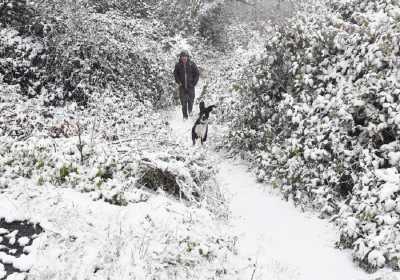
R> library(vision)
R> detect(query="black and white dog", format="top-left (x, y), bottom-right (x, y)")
top-left (192, 101), bottom-right (216, 145)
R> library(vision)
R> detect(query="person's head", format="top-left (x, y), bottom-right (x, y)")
top-left (179, 50), bottom-right (189, 64)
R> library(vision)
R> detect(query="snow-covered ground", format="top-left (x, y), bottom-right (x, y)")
top-left (0, 170), bottom-right (235, 279)
top-left (0, 100), bottom-right (399, 280)
top-left (168, 106), bottom-right (400, 280)
top-left (218, 161), bottom-right (365, 280)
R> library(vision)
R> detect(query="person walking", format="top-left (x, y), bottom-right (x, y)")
top-left (173, 50), bottom-right (199, 119)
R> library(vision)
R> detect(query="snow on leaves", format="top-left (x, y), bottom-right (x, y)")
top-left (223, 0), bottom-right (400, 272)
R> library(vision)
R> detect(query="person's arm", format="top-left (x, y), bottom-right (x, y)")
top-left (173, 63), bottom-right (181, 84)
top-left (192, 63), bottom-right (199, 86)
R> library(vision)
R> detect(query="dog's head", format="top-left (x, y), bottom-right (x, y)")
top-left (199, 101), bottom-right (216, 122)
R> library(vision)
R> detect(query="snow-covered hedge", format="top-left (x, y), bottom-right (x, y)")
top-left (0, 0), bottom-right (239, 109)
top-left (0, 0), bottom-right (34, 31)
top-left (1, 0), bottom-right (206, 108)
top-left (223, 0), bottom-right (400, 272)
top-left (0, 15), bottom-right (168, 107)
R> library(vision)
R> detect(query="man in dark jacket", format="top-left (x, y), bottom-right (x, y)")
top-left (173, 50), bottom-right (199, 119)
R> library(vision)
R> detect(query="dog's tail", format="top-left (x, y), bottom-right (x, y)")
top-left (199, 101), bottom-right (205, 112)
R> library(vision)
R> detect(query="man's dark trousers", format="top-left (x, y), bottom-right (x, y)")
top-left (179, 86), bottom-right (195, 119)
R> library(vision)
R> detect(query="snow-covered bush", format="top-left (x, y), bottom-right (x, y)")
top-left (198, 2), bottom-right (227, 49)
top-left (0, 0), bottom-right (252, 108)
top-left (0, 104), bottom-right (224, 212)
top-left (0, 0), bottom-right (34, 32)
top-left (0, 28), bottom-right (46, 97)
top-left (0, 0), bottom-right (180, 107)
top-left (223, 0), bottom-right (400, 272)
top-left (85, 0), bottom-right (157, 17)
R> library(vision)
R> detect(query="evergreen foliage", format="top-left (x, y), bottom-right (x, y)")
top-left (224, 0), bottom-right (400, 271)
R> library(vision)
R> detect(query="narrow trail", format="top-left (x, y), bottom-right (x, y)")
top-left (168, 107), bottom-right (375, 280)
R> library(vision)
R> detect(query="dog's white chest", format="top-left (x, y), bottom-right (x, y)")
top-left (195, 122), bottom-right (207, 138)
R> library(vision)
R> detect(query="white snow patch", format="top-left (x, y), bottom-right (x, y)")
top-left (13, 254), bottom-right (34, 271)
top-left (388, 152), bottom-right (400, 165)
top-left (345, 217), bottom-right (360, 238)
top-left (353, 99), bottom-right (365, 107)
top-left (6, 230), bottom-right (18, 239)
top-left (9, 236), bottom-right (16, 245)
top-left (375, 168), bottom-right (400, 184)
top-left (379, 183), bottom-right (400, 200)
top-left (368, 250), bottom-right (385, 268)
top-left (0, 263), bottom-right (5, 279)
top-left (0, 251), bottom-right (15, 264)
top-left (18, 236), bottom-right (31, 247)
top-left (7, 273), bottom-right (26, 280)
top-left (0, 197), bottom-right (26, 222)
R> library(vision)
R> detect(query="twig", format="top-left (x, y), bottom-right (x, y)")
top-left (90, 117), bottom-right (97, 147)
top-left (76, 121), bottom-right (84, 164)
top-left (250, 259), bottom-right (258, 280)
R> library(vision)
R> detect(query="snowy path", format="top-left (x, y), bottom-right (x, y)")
top-left (217, 161), bottom-right (369, 280)
top-left (167, 107), bottom-right (385, 280)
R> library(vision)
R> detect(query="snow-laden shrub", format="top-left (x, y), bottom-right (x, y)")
top-left (223, 0), bottom-right (400, 272)
top-left (0, 0), bottom-right (248, 108)
top-left (0, 0), bottom-right (34, 31)
top-left (154, 0), bottom-right (203, 35)
top-left (86, 0), bottom-right (157, 17)
top-left (198, 2), bottom-right (227, 49)
top-left (0, 95), bottom-right (225, 213)
top-left (197, 0), bottom-right (293, 51)
top-left (0, 28), bottom-right (46, 97)
top-left (135, 149), bottom-right (220, 204)
top-left (0, 0), bottom-right (179, 108)
top-left (37, 8), bottom-right (166, 107)
top-left (136, 158), bottom-right (200, 201)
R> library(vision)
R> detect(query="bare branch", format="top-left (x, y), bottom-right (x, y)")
top-left (76, 121), bottom-right (85, 164)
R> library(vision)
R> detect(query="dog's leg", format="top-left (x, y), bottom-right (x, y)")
top-left (192, 126), bottom-right (196, 146)
top-left (203, 126), bottom-right (208, 142)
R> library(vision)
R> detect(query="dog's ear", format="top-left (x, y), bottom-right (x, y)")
top-left (206, 105), bottom-right (216, 113)
top-left (199, 101), bottom-right (205, 112)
